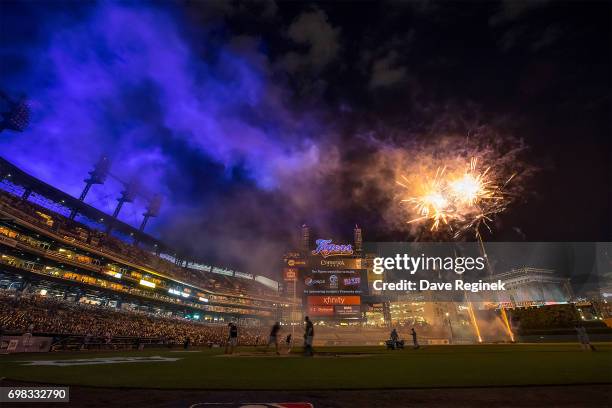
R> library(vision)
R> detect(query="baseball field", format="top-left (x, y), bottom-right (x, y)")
top-left (1, 343), bottom-right (611, 390)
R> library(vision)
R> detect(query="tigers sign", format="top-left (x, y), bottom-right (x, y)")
top-left (311, 239), bottom-right (353, 258)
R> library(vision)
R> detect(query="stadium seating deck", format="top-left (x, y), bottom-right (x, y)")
top-left (0, 190), bottom-right (286, 303)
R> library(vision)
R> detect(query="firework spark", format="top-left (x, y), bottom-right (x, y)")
top-left (397, 147), bottom-right (518, 239)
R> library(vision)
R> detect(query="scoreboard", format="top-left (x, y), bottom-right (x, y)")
top-left (295, 240), bottom-right (368, 320)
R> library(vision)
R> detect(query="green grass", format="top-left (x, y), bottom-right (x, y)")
top-left (1, 344), bottom-right (611, 390)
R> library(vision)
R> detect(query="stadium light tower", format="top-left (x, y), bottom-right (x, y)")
top-left (112, 179), bottom-right (138, 218)
top-left (106, 179), bottom-right (139, 234)
top-left (69, 156), bottom-right (111, 220)
top-left (0, 90), bottom-right (30, 133)
top-left (139, 195), bottom-right (162, 232)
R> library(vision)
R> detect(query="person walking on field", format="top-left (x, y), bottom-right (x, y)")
top-left (390, 328), bottom-right (399, 349)
top-left (411, 327), bottom-right (420, 349)
top-left (285, 333), bottom-right (292, 353)
top-left (226, 321), bottom-right (238, 354)
top-left (303, 316), bottom-right (314, 357)
top-left (268, 321), bottom-right (281, 355)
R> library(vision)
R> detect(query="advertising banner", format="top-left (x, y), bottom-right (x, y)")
top-left (334, 305), bottom-right (361, 316)
top-left (307, 295), bottom-right (361, 305)
top-left (308, 305), bottom-right (334, 316)
top-left (302, 269), bottom-right (367, 295)
top-left (307, 257), bottom-right (363, 269)
top-left (286, 259), bottom-right (306, 267)
top-left (283, 267), bottom-right (298, 282)
top-left (0, 335), bottom-right (53, 354)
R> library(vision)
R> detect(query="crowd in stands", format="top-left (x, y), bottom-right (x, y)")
top-left (0, 290), bottom-right (269, 346)
top-left (0, 190), bottom-right (278, 299)
top-left (509, 304), bottom-right (609, 332)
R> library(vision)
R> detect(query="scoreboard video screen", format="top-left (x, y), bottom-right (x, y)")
top-left (299, 255), bottom-right (367, 319)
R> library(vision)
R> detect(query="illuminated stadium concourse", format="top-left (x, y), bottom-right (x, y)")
top-left (0, 157), bottom-right (297, 345)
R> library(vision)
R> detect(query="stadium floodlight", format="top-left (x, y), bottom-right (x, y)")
top-left (139, 194), bottom-right (162, 232)
top-left (105, 178), bottom-right (139, 234)
top-left (85, 156), bottom-right (111, 187)
top-left (112, 179), bottom-right (139, 218)
top-left (70, 156), bottom-right (112, 219)
top-left (0, 90), bottom-right (30, 133)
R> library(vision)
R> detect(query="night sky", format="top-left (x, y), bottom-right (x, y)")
top-left (0, 1), bottom-right (609, 276)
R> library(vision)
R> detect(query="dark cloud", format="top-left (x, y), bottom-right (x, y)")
top-left (282, 7), bottom-right (340, 72)
top-left (489, 0), bottom-right (552, 26)
top-left (369, 51), bottom-right (408, 89)
top-left (184, 0), bottom-right (278, 21)
top-left (498, 25), bottom-right (527, 51)
top-left (531, 24), bottom-right (562, 51)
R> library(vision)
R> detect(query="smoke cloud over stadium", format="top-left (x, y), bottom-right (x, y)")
top-left (0, 2), bottom-right (342, 273)
top-left (0, 1), bottom-right (608, 276)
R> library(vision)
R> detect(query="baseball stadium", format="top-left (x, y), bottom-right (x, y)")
top-left (1, 1), bottom-right (611, 407)
top-left (0, 157), bottom-right (610, 406)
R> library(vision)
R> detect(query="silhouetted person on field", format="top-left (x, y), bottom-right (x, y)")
top-left (390, 328), bottom-right (399, 349)
top-left (304, 316), bottom-right (314, 357)
top-left (286, 333), bottom-right (292, 351)
top-left (226, 322), bottom-right (238, 354)
top-left (411, 327), bottom-right (420, 349)
top-left (268, 321), bottom-right (281, 355)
